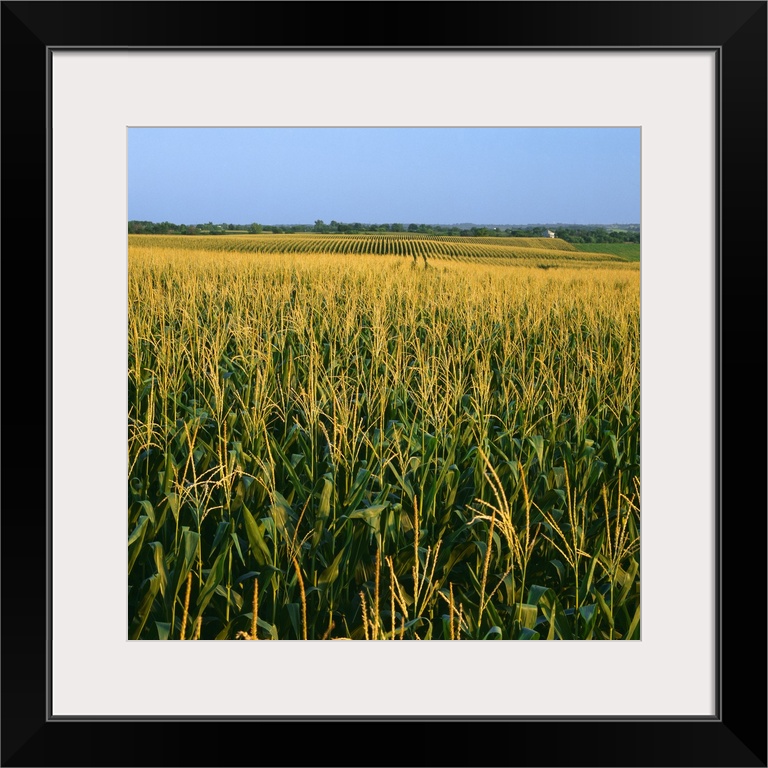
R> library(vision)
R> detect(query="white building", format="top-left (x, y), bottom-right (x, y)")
top-left (545, 229), bottom-right (556, 238)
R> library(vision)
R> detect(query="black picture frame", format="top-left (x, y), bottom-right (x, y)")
top-left (2, 2), bottom-right (765, 766)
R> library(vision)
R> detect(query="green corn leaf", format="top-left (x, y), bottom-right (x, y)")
top-left (528, 435), bottom-right (544, 466)
top-left (312, 475), bottom-right (334, 549)
top-left (268, 436), bottom-right (309, 500)
top-left (548, 559), bottom-right (566, 584)
top-left (626, 604), bottom-right (641, 640)
top-left (386, 464), bottom-right (414, 503)
top-left (169, 528), bottom-right (200, 606)
top-left (348, 504), bottom-right (387, 530)
top-left (528, 586), bottom-right (573, 640)
top-left (286, 603), bottom-right (301, 638)
top-left (579, 545), bottom-right (602, 604)
top-left (130, 574), bottom-right (161, 640)
top-left (594, 587), bottom-right (614, 629)
top-left (603, 430), bottom-right (621, 462)
top-left (210, 520), bottom-right (230, 555)
top-left (214, 584), bottom-right (243, 612)
top-left (230, 532), bottom-right (246, 566)
top-left (137, 500), bottom-right (156, 527)
top-left (319, 549), bottom-right (345, 586)
top-left (128, 514), bottom-right (149, 547)
top-left (128, 515), bottom-right (149, 575)
top-left (235, 570), bottom-right (259, 586)
top-left (242, 505), bottom-right (272, 565)
top-left (255, 617), bottom-right (279, 640)
top-left (578, 604), bottom-right (598, 640)
top-left (155, 621), bottom-right (171, 640)
top-left (549, 466), bottom-right (566, 489)
top-left (514, 602), bottom-right (538, 630)
top-left (196, 547), bottom-right (229, 617)
top-left (148, 541), bottom-right (168, 597)
top-left (270, 491), bottom-right (295, 544)
top-left (343, 466), bottom-right (373, 510)
top-left (616, 557), bottom-right (639, 608)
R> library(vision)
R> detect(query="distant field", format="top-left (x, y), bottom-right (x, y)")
top-left (570, 242), bottom-right (640, 261)
top-left (128, 233), bottom-right (633, 267)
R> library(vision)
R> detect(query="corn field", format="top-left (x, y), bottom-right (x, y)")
top-left (129, 233), bottom-right (631, 266)
top-left (128, 234), bottom-right (640, 640)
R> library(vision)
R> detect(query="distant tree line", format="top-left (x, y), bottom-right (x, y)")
top-left (128, 220), bottom-right (639, 243)
top-left (546, 225), bottom-right (640, 244)
top-left (128, 221), bottom-right (257, 235)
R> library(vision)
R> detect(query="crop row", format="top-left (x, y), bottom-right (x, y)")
top-left (129, 234), bottom-right (625, 264)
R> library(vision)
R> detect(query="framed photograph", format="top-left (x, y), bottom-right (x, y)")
top-left (3, 1), bottom-right (765, 765)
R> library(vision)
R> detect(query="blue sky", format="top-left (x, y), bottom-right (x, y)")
top-left (128, 127), bottom-right (640, 225)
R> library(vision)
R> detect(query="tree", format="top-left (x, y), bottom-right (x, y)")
top-left (249, 223), bottom-right (263, 234)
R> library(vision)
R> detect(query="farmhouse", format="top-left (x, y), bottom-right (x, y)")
top-left (545, 229), bottom-right (556, 238)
